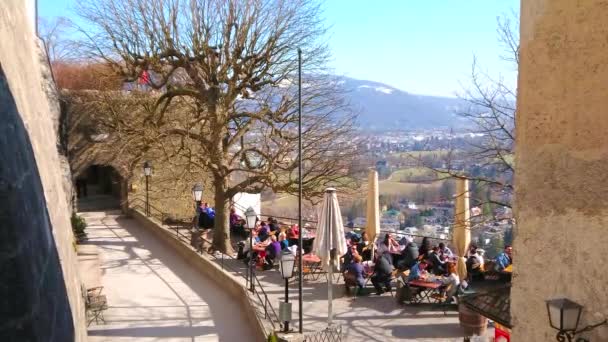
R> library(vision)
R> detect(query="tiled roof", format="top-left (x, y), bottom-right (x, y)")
top-left (461, 284), bottom-right (511, 328)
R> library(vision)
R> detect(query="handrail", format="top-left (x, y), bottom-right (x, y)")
top-left (129, 198), bottom-right (282, 331)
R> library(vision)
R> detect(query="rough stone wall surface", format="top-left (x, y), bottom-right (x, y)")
top-left (0, 1), bottom-right (87, 340)
top-left (514, 0), bottom-right (608, 341)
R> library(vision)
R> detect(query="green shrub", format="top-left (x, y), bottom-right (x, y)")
top-left (71, 214), bottom-right (87, 241)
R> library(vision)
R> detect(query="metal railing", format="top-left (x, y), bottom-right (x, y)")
top-left (231, 201), bottom-right (451, 242)
top-left (129, 198), bottom-right (282, 331)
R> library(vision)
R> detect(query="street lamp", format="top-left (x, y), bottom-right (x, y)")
top-left (143, 161), bottom-right (152, 216)
top-left (279, 249), bottom-right (295, 332)
top-left (297, 47), bottom-right (304, 334)
top-left (546, 298), bottom-right (607, 342)
top-left (245, 207), bottom-right (257, 292)
top-left (191, 183), bottom-right (204, 209)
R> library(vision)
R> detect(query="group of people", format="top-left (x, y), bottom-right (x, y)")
top-left (342, 232), bottom-right (513, 298)
top-left (239, 216), bottom-right (302, 270)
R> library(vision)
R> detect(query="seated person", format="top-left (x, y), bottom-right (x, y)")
top-left (229, 208), bottom-right (244, 234)
top-left (257, 221), bottom-right (270, 242)
top-left (278, 232), bottom-right (289, 250)
top-left (438, 242), bottom-right (453, 260)
top-left (264, 235), bottom-right (282, 269)
top-left (357, 232), bottom-right (372, 261)
top-left (439, 262), bottom-right (461, 302)
top-left (428, 246), bottom-right (447, 275)
top-left (371, 254), bottom-right (394, 295)
top-left (418, 237), bottom-right (432, 259)
top-left (345, 255), bottom-right (366, 291)
top-left (407, 260), bottom-right (429, 282)
top-left (268, 217), bottom-right (279, 234)
top-left (466, 248), bottom-right (484, 281)
top-left (286, 224), bottom-right (299, 246)
top-left (495, 245), bottom-right (513, 271)
top-left (340, 245), bottom-right (359, 272)
top-left (397, 236), bottom-right (419, 270)
top-left (376, 233), bottom-right (400, 265)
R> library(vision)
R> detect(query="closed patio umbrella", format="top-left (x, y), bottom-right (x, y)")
top-left (312, 188), bottom-right (347, 326)
top-left (452, 178), bottom-right (471, 282)
top-left (366, 169), bottom-right (380, 256)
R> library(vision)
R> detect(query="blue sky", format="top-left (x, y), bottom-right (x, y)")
top-left (39, 0), bottom-right (519, 97)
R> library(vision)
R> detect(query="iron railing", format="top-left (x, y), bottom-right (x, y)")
top-left (129, 198), bottom-right (282, 331)
top-left (303, 326), bottom-right (344, 342)
top-left (231, 201), bottom-right (451, 242)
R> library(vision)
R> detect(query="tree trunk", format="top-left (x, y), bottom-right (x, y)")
top-left (212, 177), bottom-right (233, 254)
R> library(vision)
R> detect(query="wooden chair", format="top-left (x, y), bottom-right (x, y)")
top-left (83, 285), bottom-right (108, 326)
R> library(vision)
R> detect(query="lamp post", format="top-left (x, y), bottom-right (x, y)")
top-left (546, 298), bottom-right (607, 342)
top-left (279, 249), bottom-right (295, 333)
top-left (297, 47), bottom-right (304, 334)
top-left (191, 183), bottom-right (204, 209)
top-left (245, 207), bottom-right (257, 292)
top-left (143, 161), bottom-right (152, 216)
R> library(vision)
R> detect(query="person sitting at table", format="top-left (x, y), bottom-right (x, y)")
top-left (371, 253), bottom-right (394, 295)
top-left (377, 233), bottom-right (400, 265)
top-left (397, 236), bottom-right (419, 271)
top-left (495, 245), bottom-right (513, 271)
top-left (229, 208), bottom-right (245, 236)
top-left (257, 221), bottom-right (270, 242)
top-left (345, 255), bottom-right (366, 293)
top-left (264, 235), bottom-right (282, 270)
top-left (287, 224), bottom-right (299, 246)
top-left (438, 242), bottom-right (453, 260)
top-left (466, 246), bottom-right (485, 282)
top-left (407, 259), bottom-right (429, 282)
top-left (438, 262), bottom-right (461, 302)
top-left (340, 245), bottom-right (359, 273)
top-left (278, 232), bottom-right (289, 250)
top-left (357, 232), bottom-right (372, 261)
top-left (418, 237), bottom-right (432, 259)
top-left (268, 217), bottom-right (279, 234)
top-left (428, 246), bottom-right (447, 275)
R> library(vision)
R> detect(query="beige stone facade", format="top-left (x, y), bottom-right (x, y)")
top-left (514, 0), bottom-right (608, 340)
top-left (0, 0), bottom-right (87, 340)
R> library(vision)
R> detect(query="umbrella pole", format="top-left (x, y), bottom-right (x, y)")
top-left (327, 200), bottom-right (333, 327)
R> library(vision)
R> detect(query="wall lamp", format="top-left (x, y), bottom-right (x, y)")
top-left (546, 298), bottom-right (607, 342)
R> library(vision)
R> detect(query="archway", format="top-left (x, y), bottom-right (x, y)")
top-left (75, 164), bottom-right (123, 212)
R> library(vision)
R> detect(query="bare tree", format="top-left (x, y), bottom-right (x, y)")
top-left (74, 0), bottom-right (358, 253)
top-left (413, 14), bottom-right (518, 214)
top-left (38, 17), bottom-right (76, 63)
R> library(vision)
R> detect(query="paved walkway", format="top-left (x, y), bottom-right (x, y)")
top-left (83, 211), bottom-right (257, 342)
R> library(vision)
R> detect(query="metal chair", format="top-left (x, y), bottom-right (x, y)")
top-left (83, 285), bottom-right (108, 326)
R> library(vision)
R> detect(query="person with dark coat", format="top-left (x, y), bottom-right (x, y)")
top-left (419, 237), bottom-right (432, 259)
top-left (397, 237), bottom-right (419, 270)
top-left (197, 203), bottom-right (215, 229)
top-left (357, 232), bottom-right (372, 261)
top-left (428, 246), bottom-right (446, 275)
top-left (371, 254), bottom-right (394, 295)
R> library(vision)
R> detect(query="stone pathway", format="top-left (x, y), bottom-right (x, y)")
top-left (83, 211), bottom-right (257, 342)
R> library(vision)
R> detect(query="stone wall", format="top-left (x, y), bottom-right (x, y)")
top-left (0, 1), bottom-right (87, 340)
top-left (514, 0), bottom-right (608, 340)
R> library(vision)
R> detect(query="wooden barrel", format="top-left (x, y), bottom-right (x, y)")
top-left (458, 303), bottom-right (488, 337)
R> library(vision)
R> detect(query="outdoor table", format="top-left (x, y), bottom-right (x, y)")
top-left (407, 278), bottom-right (444, 304)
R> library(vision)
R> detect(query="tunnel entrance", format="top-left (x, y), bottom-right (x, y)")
top-left (75, 165), bottom-right (123, 212)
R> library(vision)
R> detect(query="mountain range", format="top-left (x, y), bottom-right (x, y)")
top-left (340, 77), bottom-right (468, 131)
